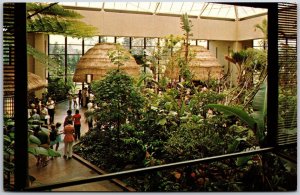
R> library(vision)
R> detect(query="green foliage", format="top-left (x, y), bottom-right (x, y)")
top-left (75, 69), bottom-right (146, 171)
top-left (73, 57), bottom-right (294, 191)
top-left (243, 48), bottom-right (267, 71)
top-left (180, 13), bottom-right (193, 35)
top-left (250, 80), bottom-right (267, 141)
top-left (27, 3), bottom-right (98, 38)
top-left (108, 44), bottom-right (130, 69)
top-left (231, 50), bottom-right (248, 65)
top-left (28, 127), bottom-right (61, 157)
top-left (92, 70), bottom-right (145, 127)
top-left (180, 13), bottom-right (193, 79)
top-left (27, 44), bottom-right (60, 68)
top-left (47, 77), bottom-right (72, 102)
top-left (3, 131), bottom-right (15, 190)
top-left (278, 89), bottom-right (297, 130)
top-left (206, 104), bottom-right (256, 130)
top-left (254, 18), bottom-right (267, 48)
top-left (189, 90), bottom-right (225, 117)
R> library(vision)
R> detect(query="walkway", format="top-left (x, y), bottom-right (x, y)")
top-left (28, 100), bottom-right (124, 191)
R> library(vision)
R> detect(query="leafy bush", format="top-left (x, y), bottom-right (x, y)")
top-left (47, 77), bottom-right (73, 102)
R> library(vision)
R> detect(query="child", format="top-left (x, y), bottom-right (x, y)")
top-left (50, 122), bottom-right (62, 152)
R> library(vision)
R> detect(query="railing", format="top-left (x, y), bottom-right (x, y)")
top-left (25, 147), bottom-right (275, 191)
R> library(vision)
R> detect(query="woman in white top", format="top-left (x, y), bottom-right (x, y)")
top-left (40, 104), bottom-right (49, 125)
top-left (46, 97), bottom-right (55, 124)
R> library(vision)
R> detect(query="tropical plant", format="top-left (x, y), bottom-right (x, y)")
top-left (26, 3), bottom-right (97, 38)
top-left (206, 79), bottom-right (267, 144)
top-left (224, 48), bottom-right (267, 105)
top-left (4, 119), bottom-right (61, 190)
top-left (180, 13), bottom-right (193, 81)
top-left (26, 2), bottom-right (98, 76)
top-left (254, 18), bottom-right (267, 49)
top-left (3, 119), bottom-right (15, 190)
top-left (180, 13), bottom-right (193, 63)
top-left (28, 132), bottom-right (61, 158)
top-left (79, 45), bottom-right (146, 168)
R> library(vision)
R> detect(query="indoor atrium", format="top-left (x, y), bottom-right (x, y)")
top-left (3, 2), bottom-right (297, 192)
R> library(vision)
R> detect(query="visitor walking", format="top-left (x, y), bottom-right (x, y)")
top-left (73, 94), bottom-right (78, 109)
top-left (49, 123), bottom-right (62, 152)
top-left (63, 109), bottom-right (73, 127)
top-left (72, 109), bottom-right (81, 141)
top-left (82, 88), bottom-right (87, 107)
top-left (46, 97), bottom-right (55, 124)
top-left (63, 120), bottom-right (75, 159)
top-left (78, 90), bottom-right (82, 107)
top-left (67, 91), bottom-right (73, 110)
top-left (85, 88), bottom-right (90, 106)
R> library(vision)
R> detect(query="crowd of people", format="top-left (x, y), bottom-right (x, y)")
top-left (28, 87), bottom-right (96, 167)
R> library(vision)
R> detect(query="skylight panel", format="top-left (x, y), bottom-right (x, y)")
top-left (59, 2), bottom-right (76, 6)
top-left (89, 2), bottom-right (102, 8)
top-left (180, 2), bottom-right (195, 15)
top-left (238, 7), bottom-right (267, 19)
top-left (58, 2), bottom-right (267, 20)
top-left (113, 2), bottom-right (128, 10)
top-left (104, 2), bottom-right (116, 10)
top-left (170, 2), bottom-right (184, 13)
top-left (137, 2), bottom-right (157, 12)
top-left (201, 3), bottom-right (235, 19)
top-left (125, 2), bottom-right (139, 11)
top-left (157, 2), bottom-right (173, 14)
top-left (76, 2), bottom-right (91, 7)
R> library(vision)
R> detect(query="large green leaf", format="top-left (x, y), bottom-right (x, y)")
top-left (251, 80), bottom-right (267, 142)
top-left (41, 127), bottom-right (51, 135)
top-left (206, 104), bottom-right (256, 130)
top-left (236, 156), bottom-right (253, 166)
top-left (48, 149), bottom-right (61, 157)
top-left (28, 147), bottom-right (49, 156)
top-left (158, 118), bottom-right (167, 126)
top-left (29, 135), bottom-right (41, 145)
top-left (4, 135), bottom-right (11, 143)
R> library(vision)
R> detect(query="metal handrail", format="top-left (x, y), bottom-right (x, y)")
top-left (26, 147), bottom-right (274, 191)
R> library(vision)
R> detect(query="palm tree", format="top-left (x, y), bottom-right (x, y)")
top-left (254, 18), bottom-right (267, 50)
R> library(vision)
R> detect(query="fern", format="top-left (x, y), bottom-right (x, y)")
top-left (27, 3), bottom-right (98, 38)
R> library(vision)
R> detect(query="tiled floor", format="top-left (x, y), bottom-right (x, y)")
top-left (28, 100), bottom-right (123, 192)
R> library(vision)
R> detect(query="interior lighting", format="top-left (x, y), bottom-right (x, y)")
top-left (86, 74), bottom-right (93, 84)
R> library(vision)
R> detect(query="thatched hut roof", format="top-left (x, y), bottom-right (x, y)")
top-left (73, 43), bottom-right (140, 82)
top-left (28, 72), bottom-right (47, 92)
top-left (164, 46), bottom-right (223, 81)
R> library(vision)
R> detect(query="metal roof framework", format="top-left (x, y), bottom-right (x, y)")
top-left (58, 2), bottom-right (267, 20)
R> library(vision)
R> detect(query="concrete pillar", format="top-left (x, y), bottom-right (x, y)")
top-left (34, 33), bottom-right (47, 98)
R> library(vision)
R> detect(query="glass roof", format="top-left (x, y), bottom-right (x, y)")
top-left (59, 2), bottom-right (267, 20)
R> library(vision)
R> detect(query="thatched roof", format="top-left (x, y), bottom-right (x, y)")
top-left (164, 46), bottom-right (223, 80)
top-left (73, 43), bottom-right (140, 82)
top-left (28, 72), bottom-right (47, 91)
